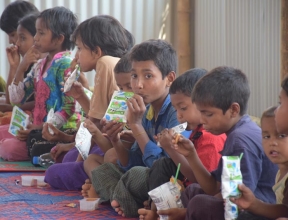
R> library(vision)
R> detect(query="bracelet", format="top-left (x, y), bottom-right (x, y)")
top-left (133, 131), bottom-right (146, 137)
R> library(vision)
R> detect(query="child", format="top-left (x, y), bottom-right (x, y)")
top-left (0, 0), bottom-right (38, 107)
top-left (0, 7), bottom-right (78, 161)
top-left (87, 39), bottom-right (187, 218)
top-left (230, 106), bottom-right (288, 219)
top-left (161, 66), bottom-right (278, 220)
top-left (44, 15), bottom-right (133, 190)
top-left (138, 68), bottom-right (226, 219)
top-left (275, 75), bottom-right (288, 135)
top-left (0, 13), bottom-right (41, 127)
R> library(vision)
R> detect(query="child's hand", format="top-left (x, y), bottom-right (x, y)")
top-left (62, 80), bottom-right (84, 100)
top-left (155, 128), bottom-right (173, 150)
top-left (126, 94), bottom-right (146, 126)
top-left (230, 184), bottom-right (256, 210)
top-left (6, 45), bottom-right (20, 68)
top-left (18, 46), bottom-right (40, 72)
top-left (102, 119), bottom-right (124, 142)
top-left (157, 208), bottom-right (187, 220)
top-left (50, 142), bottom-right (74, 160)
top-left (42, 123), bottom-right (65, 142)
top-left (16, 127), bottom-right (32, 141)
top-left (83, 118), bottom-right (101, 137)
top-left (120, 130), bottom-right (135, 143)
top-left (172, 133), bottom-right (196, 158)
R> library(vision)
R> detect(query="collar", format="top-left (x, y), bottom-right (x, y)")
top-left (44, 51), bottom-right (71, 61)
top-left (189, 124), bottom-right (203, 140)
top-left (225, 114), bottom-right (251, 135)
top-left (146, 94), bottom-right (171, 121)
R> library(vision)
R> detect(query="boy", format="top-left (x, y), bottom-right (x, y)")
top-left (89, 39), bottom-right (184, 217)
top-left (230, 106), bottom-right (288, 219)
top-left (275, 75), bottom-right (288, 135)
top-left (138, 68), bottom-right (226, 219)
top-left (165, 66), bottom-right (278, 220)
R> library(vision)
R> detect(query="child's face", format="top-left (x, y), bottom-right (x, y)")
top-left (7, 30), bottom-right (18, 45)
top-left (262, 116), bottom-right (288, 165)
top-left (275, 89), bottom-right (288, 134)
top-left (16, 24), bottom-right (34, 57)
top-left (195, 104), bottom-right (233, 135)
top-left (170, 92), bottom-right (201, 130)
top-left (115, 72), bottom-right (132, 92)
top-left (75, 38), bottom-right (97, 72)
top-left (131, 60), bottom-right (171, 105)
top-left (34, 18), bottom-right (53, 53)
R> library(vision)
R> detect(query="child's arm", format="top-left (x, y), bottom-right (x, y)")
top-left (42, 123), bottom-right (75, 143)
top-left (231, 184), bottom-right (288, 219)
top-left (156, 129), bottom-right (197, 183)
top-left (173, 134), bottom-right (220, 195)
top-left (5, 45), bottom-right (20, 104)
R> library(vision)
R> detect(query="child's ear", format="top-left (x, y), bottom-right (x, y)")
top-left (166, 71), bottom-right (176, 87)
top-left (229, 102), bottom-right (240, 118)
top-left (56, 34), bottom-right (65, 46)
top-left (92, 46), bottom-right (103, 59)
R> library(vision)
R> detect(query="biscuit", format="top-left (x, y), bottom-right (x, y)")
top-left (175, 133), bottom-right (181, 144)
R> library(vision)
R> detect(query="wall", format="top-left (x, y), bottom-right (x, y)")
top-left (193, 0), bottom-right (281, 116)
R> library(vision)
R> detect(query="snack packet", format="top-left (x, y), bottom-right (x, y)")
top-left (104, 91), bottom-right (134, 123)
top-left (157, 122), bottom-right (187, 146)
top-left (8, 106), bottom-right (30, 136)
top-left (75, 122), bottom-right (92, 160)
top-left (224, 198), bottom-right (238, 220)
top-left (221, 155), bottom-right (243, 220)
top-left (46, 108), bottom-right (56, 135)
top-left (148, 181), bottom-right (183, 220)
top-left (63, 65), bottom-right (79, 93)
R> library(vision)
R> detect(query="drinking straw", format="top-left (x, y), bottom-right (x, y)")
top-left (239, 152), bottom-right (244, 160)
top-left (174, 163), bottom-right (181, 184)
top-left (53, 100), bottom-right (58, 110)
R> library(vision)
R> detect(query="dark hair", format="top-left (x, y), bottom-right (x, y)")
top-left (114, 53), bottom-right (132, 74)
top-left (124, 29), bottom-right (135, 51)
top-left (261, 106), bottom-right (277, 122)
top-left (18, 12), bottom-right (39, 36)
top-left (129, 39), bottom-right (177, 79)
top-left (38, 7), bottom-right (77, 50)
top-left (170, 68), bottom-right (207, 96)
top-left (0, 0), bottom-right (39, 34)
top-left (72, 15), bottom-right (129, 57)
top-left (281, 75), bottom-right (288, 96)
top-left (192, 66), bottom-right (250, 115)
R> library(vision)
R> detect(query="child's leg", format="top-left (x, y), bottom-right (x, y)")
top-left (44, 161), bottom-right (88, 190)
top-left (0, 124), bottom-right (13, 140)
top-left (111, 166), bottom-right (150, 217)
top-left (237, 211), bottom-right (272, 220)
top-left (148, 157), bottom-right (184, 190)
top-left (83, 154), bottom-right (104, 180)
top-left (183, 184), bottom-right (224, 220)
top-left (0, 137), bottom-right (29, 161)
top-left (91, 162), bottom-right (124, 202)
top-left (103, 148), bottom-right (118, 164)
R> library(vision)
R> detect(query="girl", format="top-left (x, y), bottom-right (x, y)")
top-left (231, 106), bottom-right (288, 219)
top-left (44, 15), bottom-right (134, 190)
top-left (0, 13), bottom-right (40, 126)
top-left (0, 7), bottom-right (78, 161)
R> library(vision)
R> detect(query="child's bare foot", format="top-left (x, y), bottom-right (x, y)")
top-left (138, 208), bottom-right (158, 220)
top-left (81, 179), bottom-right (98, 198)
top-left (111, 200), bottom-right (125, 217)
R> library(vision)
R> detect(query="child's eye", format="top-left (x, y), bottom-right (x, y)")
top-left (180, 107), bottom-right (187, 111)
top-left (131, 74), bottom-right (137, 79)
top-left (145, 74), bottom-right (152, 79)
top-left (279, 134), bottom-right (287, 138)
top-left (205, 113), bottom-right (213, 117)
top-left (262, 135), bottom-right (270, 139)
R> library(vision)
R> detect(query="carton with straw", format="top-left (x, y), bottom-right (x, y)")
top-left (148, 163), bottom-right (183, 220)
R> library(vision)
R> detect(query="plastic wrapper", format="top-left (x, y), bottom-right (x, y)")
top-left (8, 106), bottom-right (30, 136)
top-left (157, 122), bottom-right (187, 146)
top-left (221, 156), bottom-right (243, 220)
top-left (148, 181), bottom-right (183, 220)
top-left (75, 122), bottom-right (92, 160)
top-left (63, 65), bottom-right (79, 93)
top-left (104, 91), bottom-right (134, 123)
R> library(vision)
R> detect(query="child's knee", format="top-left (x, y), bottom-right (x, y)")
top-left (104, 148), bottom-right (118, 164)
top-left (0, 138), bottom-right (27, 161)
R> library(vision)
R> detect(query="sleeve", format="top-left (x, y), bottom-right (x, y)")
top-left (142, 107), bottom-right (179, 168)
top-left (282, 177), bottom-right (288, 206)
top-left (196, 135), bottom-right (223, 172)
top-left (88, 59), bottom-right (118, 119)
top-left (52, 58), bottom-right (76, 128)
top-left (9, 63), bottom-right (37, 105)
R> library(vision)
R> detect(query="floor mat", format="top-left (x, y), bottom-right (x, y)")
top-left (0, 158), bottom-right (46, 172)
top-left (0, 172), bottom-right (137, 220)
